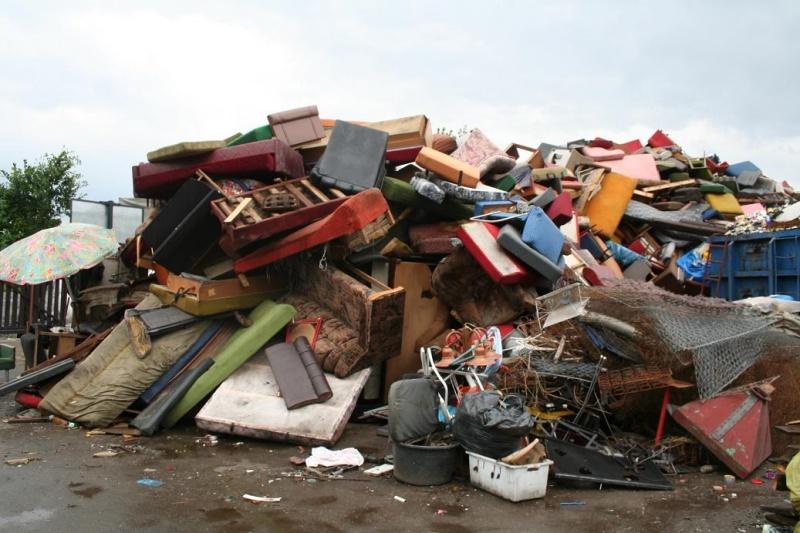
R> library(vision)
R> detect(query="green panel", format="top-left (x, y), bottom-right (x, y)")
top-left (162, 300), bottom-right (295, 427)
top-left (492, 175), bottom-right (517, 192)
top-left (227, 125), bottom-right (274, 146)
top-left (699, 182), bottom-right (732, 194)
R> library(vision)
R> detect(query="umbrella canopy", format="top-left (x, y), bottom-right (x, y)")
top-left (0, 223), bottom-right (118, 285)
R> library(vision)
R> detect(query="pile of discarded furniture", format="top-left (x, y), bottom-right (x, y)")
top-left (4, 105), bottom-right (800, 503)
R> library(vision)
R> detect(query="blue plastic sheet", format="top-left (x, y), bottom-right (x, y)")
top-left (676, 246), bottom-right (707, 281)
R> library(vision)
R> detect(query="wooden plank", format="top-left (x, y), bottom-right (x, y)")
top-left (633, 189), bottom-right (655, 200)
top-left (383, 262), bottom-right (450, 397)
top-left (300, 179), bottom-right (330, 203)
top-left (1, 284), bottom-right (9, 328)
top-left (223, 197), bottom-right (253, 223)
top-left (285, 182), bottom-right (314, 207)
top-left (329, 188), bottom-right (346, 198)
top-left (642, 178), bottom-right (696, 193)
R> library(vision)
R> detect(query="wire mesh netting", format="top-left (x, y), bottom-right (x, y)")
top-left (584, 281), bottom-right (797, 398)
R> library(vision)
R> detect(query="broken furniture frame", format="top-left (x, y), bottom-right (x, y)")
top-left (209, 175), bottom-right (348, 251)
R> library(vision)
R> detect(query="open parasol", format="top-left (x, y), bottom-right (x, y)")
top-left (0, 223), bottom-right (118, 285)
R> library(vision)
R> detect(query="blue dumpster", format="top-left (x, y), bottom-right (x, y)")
top-left (708, 228), bottom-right (800, 300)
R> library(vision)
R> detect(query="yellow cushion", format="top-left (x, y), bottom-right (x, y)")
top-left (705, 193), bottom-right (743, 215)
top-left (584, 172), bottom-right (637, 237)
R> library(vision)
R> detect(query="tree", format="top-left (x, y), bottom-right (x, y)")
top-left (0, 150), bottom-right (86, 249)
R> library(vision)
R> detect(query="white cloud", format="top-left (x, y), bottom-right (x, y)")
top-left (1, 1), bottom-right (799, 200)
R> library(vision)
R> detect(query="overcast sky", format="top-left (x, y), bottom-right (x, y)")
top-left (2, 1), bottom-right (798, 200)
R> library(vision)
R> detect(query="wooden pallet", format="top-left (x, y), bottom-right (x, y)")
top-left (204, 172), bottom-right (348, 251)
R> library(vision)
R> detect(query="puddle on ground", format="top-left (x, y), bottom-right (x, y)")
top-left (300, 495), bottom-right (338, 505)
top-left (0, 508), bottom-right (55, 528)
top-left (344, 505), bottom-right (378, 526)
top-left (204, 507), bottom-right (243, 523)
top-left (428, 523), bottom-right (476, 533)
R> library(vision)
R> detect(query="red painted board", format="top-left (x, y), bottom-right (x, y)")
top-left (456, 222), bottom-right (535, 285)
top-left (234, 188), bottom-right (389, 273)
top-left (670, 392), bottom-right (771, 478)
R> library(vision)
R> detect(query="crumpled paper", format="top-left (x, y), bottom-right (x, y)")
top-left (305, 446), bottom-right (364, 468)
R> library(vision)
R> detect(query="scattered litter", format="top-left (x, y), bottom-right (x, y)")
top-left (363, 464), bottom-right (394, 477)
top-left (560, 501), bottom-right (586, 507)
top-left (4, 457), bottom-right (39, 466)
top-left (394, 496), bottom-right (406, 503)
top-left (137, 478), bottom-right (163, 488)
top-left (305, 447), bottom-right (364, 468)
top-left (243, 494), bottom-right (282, 503)
top-left (92, 450), bottom-right (119, 458)
top-left (195, 435), bottom-right (219, 447)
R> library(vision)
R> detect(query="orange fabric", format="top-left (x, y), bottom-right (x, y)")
top-left (583, 172), bottom-right (637, 237)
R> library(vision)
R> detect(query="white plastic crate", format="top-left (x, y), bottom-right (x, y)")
top-left (466, 451), bottom-right (553, 502)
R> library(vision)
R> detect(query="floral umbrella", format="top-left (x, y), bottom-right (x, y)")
top-left (0, 223), bottom-right (118, 285)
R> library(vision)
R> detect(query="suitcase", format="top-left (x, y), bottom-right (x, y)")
top-left (456, 222), bottom-right (534, 285)
top-left (310, 121), bottom-right (388, 194)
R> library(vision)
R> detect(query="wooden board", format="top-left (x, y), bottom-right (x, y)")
top-left (196, 354), bottom-right (370, 446)
top-left (642, 179), bottom-right (697, 193)
top-left (384, 262), bottom-right (449, 397)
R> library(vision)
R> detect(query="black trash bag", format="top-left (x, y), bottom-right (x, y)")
top-left (453, 392), bottom-right (534, 459)
top-left (388, 378), bottom-right (441, 443)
